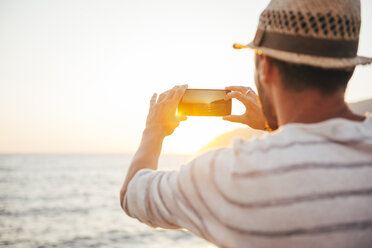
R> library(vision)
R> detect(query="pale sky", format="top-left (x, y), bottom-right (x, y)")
top-left (1, 0), bottom-right (372, 154)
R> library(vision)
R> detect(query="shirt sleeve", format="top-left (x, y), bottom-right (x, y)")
top-left (122, 148), bottom-right (232, 239)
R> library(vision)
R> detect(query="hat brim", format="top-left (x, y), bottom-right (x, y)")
top-left (234, 42), bottom-right (372, 69)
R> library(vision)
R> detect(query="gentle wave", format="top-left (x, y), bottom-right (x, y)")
top-left (0, 154), bottom-right (210, 248)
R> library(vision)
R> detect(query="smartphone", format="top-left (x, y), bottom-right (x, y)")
top-left (177, 89), bottom-right (231, 116)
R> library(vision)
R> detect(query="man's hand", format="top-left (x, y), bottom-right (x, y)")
top-left (223, 86), bottom-right (267, 130)
top-left (145, 84), bottom-right (188, 138)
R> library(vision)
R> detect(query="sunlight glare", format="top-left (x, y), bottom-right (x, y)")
top-left (163, 99), bottom-right (246, 154)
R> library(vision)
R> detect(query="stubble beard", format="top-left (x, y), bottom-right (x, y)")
top-left (255, 71), bottom-right (279, 130)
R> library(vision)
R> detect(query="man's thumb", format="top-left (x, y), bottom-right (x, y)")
top-left (222, 115), bottom-right (243, 123)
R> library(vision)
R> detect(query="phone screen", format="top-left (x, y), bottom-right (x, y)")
top-left (177, 89), bottom-right (231, 116)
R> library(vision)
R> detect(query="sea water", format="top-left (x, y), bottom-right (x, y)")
top-left (0, 154), bottom-right (211, 248)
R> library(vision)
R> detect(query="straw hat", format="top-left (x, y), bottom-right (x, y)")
top-left (233, 0), bottom-right (372, 69)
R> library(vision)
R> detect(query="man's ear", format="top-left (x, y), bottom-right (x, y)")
top-left (257, 54), bottom-right (275, 87)
top-left (257, 55), bottom-right (268, 85)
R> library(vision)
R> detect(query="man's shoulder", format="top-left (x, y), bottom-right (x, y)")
top-left (234, 115), bottom-right (372, 155)
top-left (231, 125), bottom-right (317, 158)
top-left (188, 116), bottom-right (372, 181)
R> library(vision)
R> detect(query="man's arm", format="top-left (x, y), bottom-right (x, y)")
top-left (120, 85), bottom-right (187, 208)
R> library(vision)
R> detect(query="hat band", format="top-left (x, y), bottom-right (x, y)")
top-left (254, 29), bottom-right (359, 58)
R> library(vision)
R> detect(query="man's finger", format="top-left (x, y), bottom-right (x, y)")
top-left (159, 85), bottom-right (187, 104)
top-left (225, 91), bottom-right (259, 109)
top-left (175, 84), bottom-right (188, 98)
top-left (149, 93), bottom-right (157, 111)
top-left (222, 115), bottom-right (244, 123)
top-left (225, 86), bottom-right (249, 94)
top-left (225, 91), bottom-right (246, 102)
top-left (171, 84), bottom-right (188, 103)
top-left (226, 86), bottom-right (257, 97)
top-left (166, 89), bottom-right (177, 102)
top-left (158, 89), bottom-right (172, 102)
top-left (177, 115), bottom-right (187, 122)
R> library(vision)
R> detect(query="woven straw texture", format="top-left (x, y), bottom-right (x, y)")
top-left (259, 0), bottom-right (360, 40)
top-left (236, 0), bottom-right (372, 68)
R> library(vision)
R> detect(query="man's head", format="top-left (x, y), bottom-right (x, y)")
top-left (234, 0), bottom-right (372, 128)
top-left (253, 53), bottom-right (355, 130)
top-left (260, 57), bottom-right (356, 94)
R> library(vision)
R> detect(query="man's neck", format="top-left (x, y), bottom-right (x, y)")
top-left (275, 88), bottom-right (365, 126)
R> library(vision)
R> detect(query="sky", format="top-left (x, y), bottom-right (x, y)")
top-left (1, 0), bottom-right (372, 154)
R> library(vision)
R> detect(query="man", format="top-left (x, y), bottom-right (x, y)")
top-left (120, 0), bottom-right (372, 247)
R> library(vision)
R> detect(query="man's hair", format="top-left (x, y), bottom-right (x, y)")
top-left (267, 56), bottom-right (355, 95)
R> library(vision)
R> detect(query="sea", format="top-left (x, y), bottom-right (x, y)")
top-left (0, 154), bottom-right (212, 248)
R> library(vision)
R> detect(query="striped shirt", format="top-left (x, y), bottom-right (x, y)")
top-left (123, 115), bottom-right (372, 248)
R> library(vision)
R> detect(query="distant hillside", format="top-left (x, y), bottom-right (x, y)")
top-left (198, 99), bottom-right (372, 153)
top-left (198, 127), bottom-right (265, 154)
